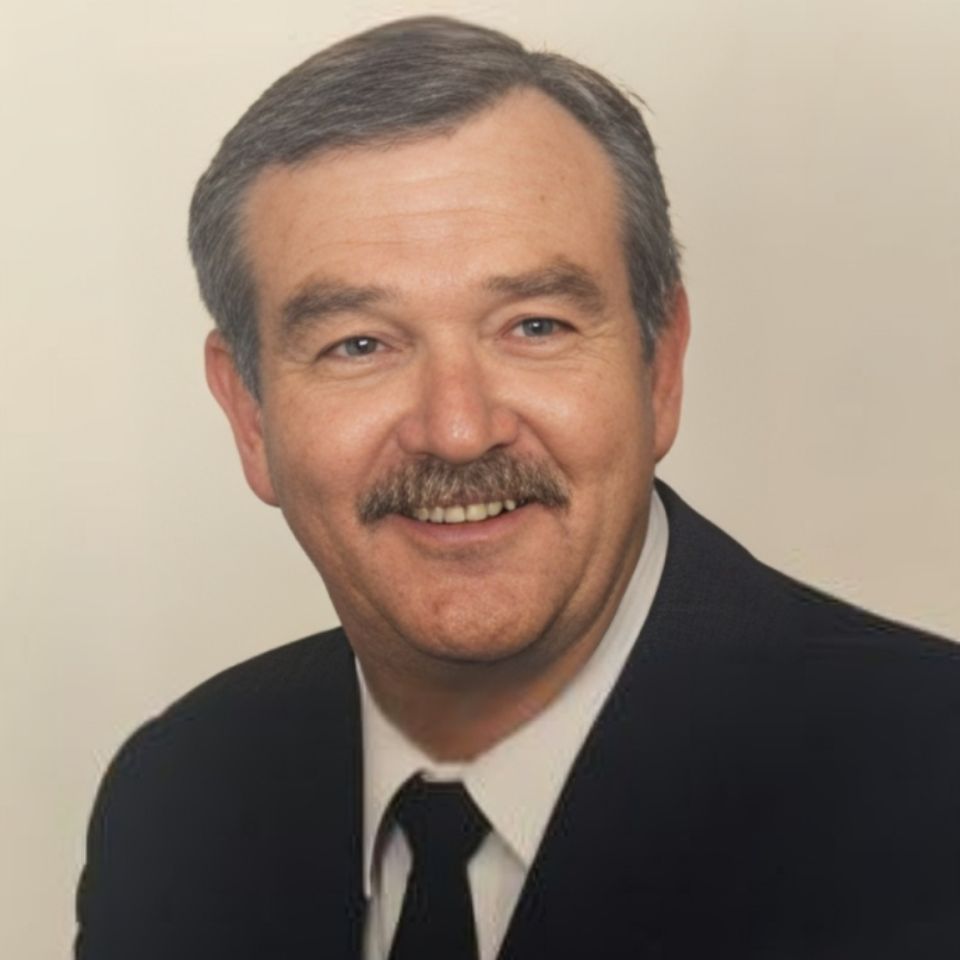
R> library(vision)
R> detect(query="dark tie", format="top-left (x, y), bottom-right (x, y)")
top-left (387, 776), bottom-right (491, 960)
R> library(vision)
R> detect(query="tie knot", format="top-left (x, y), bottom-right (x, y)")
top-left (391, 776), bottom-right (490, 872)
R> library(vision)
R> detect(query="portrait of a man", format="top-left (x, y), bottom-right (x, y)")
top-left (73, 16), bottom-right (960, 960)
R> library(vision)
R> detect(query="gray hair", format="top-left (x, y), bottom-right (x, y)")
top-left (188, 16), bottom-right (681, 398)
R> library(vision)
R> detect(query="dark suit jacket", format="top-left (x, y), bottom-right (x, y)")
top-left (76, 484), bottom-right (960, 959)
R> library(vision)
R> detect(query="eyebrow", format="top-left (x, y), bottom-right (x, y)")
top-left (279, 281), bottom-right (395, 342)
top-left (483, 259), bottom-right (608, 315)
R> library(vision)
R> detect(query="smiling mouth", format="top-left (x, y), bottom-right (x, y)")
top-left (408, 498), bottom-right (530, 524)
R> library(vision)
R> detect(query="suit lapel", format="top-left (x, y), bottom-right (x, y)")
top-left (496, 482), bottom-right (778, 959)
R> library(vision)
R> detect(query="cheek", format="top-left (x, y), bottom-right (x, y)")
top-left (516, 363), bottom-right (652, 476)
top-left (263, 387), bottom-right (401, 506)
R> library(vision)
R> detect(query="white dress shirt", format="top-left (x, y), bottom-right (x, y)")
top-left (359, 490), bottom-right (669, 960)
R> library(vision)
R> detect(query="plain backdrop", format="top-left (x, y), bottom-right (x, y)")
top-left (2, 1), bottom-right (958, 956)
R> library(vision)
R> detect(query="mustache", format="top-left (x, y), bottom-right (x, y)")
top-left (358, 451), bottom-right (570, 523)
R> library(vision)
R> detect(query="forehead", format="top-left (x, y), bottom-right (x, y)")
top-left (242, 89), bottom-right (628, 314)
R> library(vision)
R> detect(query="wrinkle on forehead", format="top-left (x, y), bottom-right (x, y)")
top-left (246, 88), bottom-right (619, 228)
top-left (242, 89), bottom-right (628, 325)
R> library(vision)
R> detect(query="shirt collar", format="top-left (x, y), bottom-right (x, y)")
top-left (358, 488), bottom-right (669, 895)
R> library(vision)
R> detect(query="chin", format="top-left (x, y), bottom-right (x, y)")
top-left (397, 607), bottom-right (554, 668)
top-left (416, 634), bottom-right (538, 666)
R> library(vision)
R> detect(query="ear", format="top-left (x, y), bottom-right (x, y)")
top-left (650, 284), bottom-right (691, 462)
top-left (204, 330), bottom-right (279, 506)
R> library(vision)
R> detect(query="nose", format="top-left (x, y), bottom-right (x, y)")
top-left (396, 347), bottom-right (519, 463)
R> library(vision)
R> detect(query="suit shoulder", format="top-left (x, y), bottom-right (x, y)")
top-left (84, 627), bottom-right (359, 863)
top-left (767, 565), bottom-right (959, 660)
top-left (77, 627), bottom-right (362, 958)
top-left (97, 627), bottom-right (355, 793)
top-left (162, 625), bottom-right (354, 719)
top-left (656, 480), bottom-right (959, 663)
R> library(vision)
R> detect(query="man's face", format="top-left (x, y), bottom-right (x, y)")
top-left (208, 90), bottom-right (687, 683)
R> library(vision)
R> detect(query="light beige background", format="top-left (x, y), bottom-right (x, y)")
top-left (2, 0), bottom-right (958, 956)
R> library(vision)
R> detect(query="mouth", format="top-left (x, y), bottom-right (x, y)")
top-left (406, 498), bottom-right (531, 524)
top-left (357, 451), bottom-right (569, 526)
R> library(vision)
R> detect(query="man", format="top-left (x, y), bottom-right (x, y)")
top-left (76, 16), bottom-right (960, 960)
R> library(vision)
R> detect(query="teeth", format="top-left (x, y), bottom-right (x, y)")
top-left (413, 499), bottom-right (517, 524)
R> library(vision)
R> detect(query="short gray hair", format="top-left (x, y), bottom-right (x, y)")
top-left (188, 16), bottom-right (681, 398)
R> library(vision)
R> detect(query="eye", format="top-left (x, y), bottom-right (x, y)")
top-left (516, 317), bottom-right (560, 338)
top-left (331, 335), bottom-right (382, 358)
